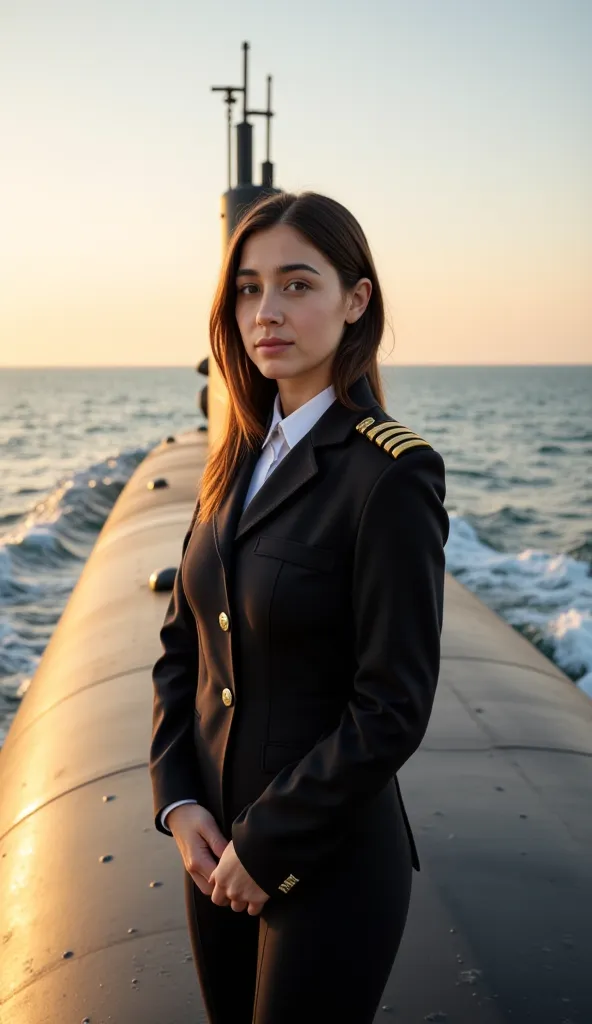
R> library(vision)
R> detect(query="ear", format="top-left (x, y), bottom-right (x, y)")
top-left (345, 277), bottom-right (372, 322)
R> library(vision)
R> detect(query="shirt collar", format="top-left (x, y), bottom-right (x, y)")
top-left (262, 383), bottom-right (337, 452)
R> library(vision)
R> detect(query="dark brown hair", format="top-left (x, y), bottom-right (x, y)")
top-left (198, 190), bottom-right (388, 523)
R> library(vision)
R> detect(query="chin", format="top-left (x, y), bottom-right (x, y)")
top-left (255, 363), bottom-right (302, 381)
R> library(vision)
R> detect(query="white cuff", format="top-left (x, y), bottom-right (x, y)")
top-left (160, 799), bottom-right (199, 833)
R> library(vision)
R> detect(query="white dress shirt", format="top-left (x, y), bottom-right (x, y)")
top-left (160, 382), bottom-right (337, 833)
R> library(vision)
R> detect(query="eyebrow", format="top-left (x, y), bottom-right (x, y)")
top-left (235, 262), bottom-right (321, 278)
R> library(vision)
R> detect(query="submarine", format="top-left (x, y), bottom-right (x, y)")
top-left (0, 41), bottom-right (590, 1024)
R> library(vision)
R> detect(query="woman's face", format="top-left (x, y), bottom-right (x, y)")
top-left (234, 224), bottom-right (371, 384)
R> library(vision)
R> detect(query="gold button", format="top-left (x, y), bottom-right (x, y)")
top-left (222, 688), bottom-right (234, 707)
top-left (219, 612), bottom-right (229, 631)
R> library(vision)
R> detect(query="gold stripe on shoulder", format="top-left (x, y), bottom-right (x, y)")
top-left (366, 419), bottom-right (401, 440)
top-left (388, 438), bottom-right (432, 458)
top-left (382, 431), bottom-right (423, 451)
top-left (373, 426), bottom-right (416, 447)
top-left (356, 412), bottom-right (434, 460)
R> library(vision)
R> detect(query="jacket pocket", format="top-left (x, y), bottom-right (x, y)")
top-left (261, 739), bottom-right (317, 774)
top-left (254, 535), bottom-right (336, 573)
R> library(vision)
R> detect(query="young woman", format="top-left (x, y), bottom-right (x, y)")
top-left (149, 190), bottom-right (449, 1024)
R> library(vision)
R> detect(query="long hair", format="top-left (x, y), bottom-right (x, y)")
top-left (198, 190), bottom-right (389, 523)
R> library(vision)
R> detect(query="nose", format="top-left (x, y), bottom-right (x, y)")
top-left (256, 295), bottom-right (284, 327)
top-left (256, 311), bottom-right (282, 327)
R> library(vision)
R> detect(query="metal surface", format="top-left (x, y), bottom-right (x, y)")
top-left (1, 428), bottom-right (590, 1022)
top-left (0, 431), bottom-right (209, 1023)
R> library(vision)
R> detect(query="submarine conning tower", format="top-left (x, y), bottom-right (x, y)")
top-left (207, 39), bottom-right (282, 449)
top-left (1, 40), bottom-right (592, 1024)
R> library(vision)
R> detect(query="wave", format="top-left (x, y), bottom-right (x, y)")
top-left (0, 445), bottom-right (148, 717)
top-left (445, 514), bottom-right (592, 697)
top-left (1, 446), bottom-right (147, 568)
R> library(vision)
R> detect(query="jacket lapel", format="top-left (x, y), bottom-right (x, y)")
top-left (234, 432), bottom-right (319, 541)
top-left (213, 443), bottom-right (260, 582)
top-left (214, 373), bottom-right (378, 570)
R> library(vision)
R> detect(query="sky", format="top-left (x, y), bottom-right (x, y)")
top-left (1, 0), bottom-right (590, 367)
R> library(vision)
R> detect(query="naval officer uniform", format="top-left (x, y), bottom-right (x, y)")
top-left (149, 372), bottom-right (449, 1023)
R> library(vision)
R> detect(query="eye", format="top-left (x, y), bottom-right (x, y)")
top-left (236, 281), bottom-right (311, 295)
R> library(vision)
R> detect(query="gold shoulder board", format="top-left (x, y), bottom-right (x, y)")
top-left (355, 415), bottom-right (433, 459)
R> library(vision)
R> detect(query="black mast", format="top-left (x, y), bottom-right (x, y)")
top-left (211, 41), bottom-right (281, 241)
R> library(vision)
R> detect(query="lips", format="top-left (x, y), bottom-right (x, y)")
top-left (256, 338), bottom-right (293, 348)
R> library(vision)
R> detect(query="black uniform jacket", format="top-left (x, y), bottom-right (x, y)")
top-left (149, 373), bottom-right (449, 898)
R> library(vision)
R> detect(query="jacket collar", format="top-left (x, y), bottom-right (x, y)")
top-left (213, 373), bottom-right (379, 576)
top-left (262, 382), bottom-right (337, 453)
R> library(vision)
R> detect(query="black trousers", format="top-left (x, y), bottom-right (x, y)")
top-left (183, 780), bottom-right (413, 1024)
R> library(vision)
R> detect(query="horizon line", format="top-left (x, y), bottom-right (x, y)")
top-left (1, 362), bottom-right (591, 371)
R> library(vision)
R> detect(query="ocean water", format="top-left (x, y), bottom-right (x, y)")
top-left (0, 365), bottom-right (590, 747)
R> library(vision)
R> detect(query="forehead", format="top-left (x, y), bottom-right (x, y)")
top-left (238, 224), bottom-right (328, 270)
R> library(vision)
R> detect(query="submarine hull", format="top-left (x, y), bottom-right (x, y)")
top-left (0, 428), bottom-right (590, 1022)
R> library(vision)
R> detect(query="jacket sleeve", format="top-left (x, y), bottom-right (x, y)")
top-left (231, 448), bottom-right (449, 895)
top-left (149, 504), bottom-right (204, 836)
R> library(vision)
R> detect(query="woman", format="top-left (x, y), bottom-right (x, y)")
top-left (149, 190), bottom-right (449, 1024)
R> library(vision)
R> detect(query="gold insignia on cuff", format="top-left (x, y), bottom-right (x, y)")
top-left (356, 414), bottom-right (433, 459)
top-left (278, 873), bottom-right (300, 893)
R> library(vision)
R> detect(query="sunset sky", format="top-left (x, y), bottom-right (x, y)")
top-left (1, 0), bottom-right (590, 367)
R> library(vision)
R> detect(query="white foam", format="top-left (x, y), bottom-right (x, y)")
top-left (446, 513), bottom-right (592, 696)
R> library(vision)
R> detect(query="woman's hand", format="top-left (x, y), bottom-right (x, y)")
top-left (168, 803), bottom-right (229, 896)
top-left (209, 840), bottom-right (270, 916)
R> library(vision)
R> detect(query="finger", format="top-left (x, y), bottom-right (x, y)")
top-left (210, 882), bottom-right (230, 907)
top-left (188, 849), bottom-right (218, 880)
top-left (201, 825), bottom-right (229, 860)
top-left (208, 834), bottom-right (230, 860)
top-left (247, 901), bottom-right (265, 916)
top-left (230, 899), bottom-right (248, 913)
top-left (190, 872), bottom-right (214, 896)
top-left (192, 875), bottom-right (214, 896)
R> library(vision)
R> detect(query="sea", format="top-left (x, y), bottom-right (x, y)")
top-left (0, 364), bottom-right (590, 748)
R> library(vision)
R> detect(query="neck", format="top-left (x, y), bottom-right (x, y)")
top-left (276, 366), bottom-right (332, 418)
